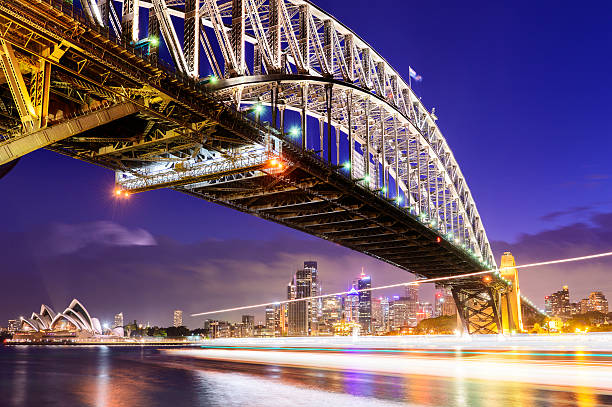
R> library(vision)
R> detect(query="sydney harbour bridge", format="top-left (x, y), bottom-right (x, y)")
top-left (0, 0), bottom-right (540, 334)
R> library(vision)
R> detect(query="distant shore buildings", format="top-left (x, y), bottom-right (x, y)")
top-left (545, 286), bottom-right (608, 317)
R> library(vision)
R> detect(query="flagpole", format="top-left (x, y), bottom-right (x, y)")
top-left (409, 65), bottom-right (412, 88)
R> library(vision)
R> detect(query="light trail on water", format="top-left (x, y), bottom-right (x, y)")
top-left (191, 251), bottom-right (612, 317)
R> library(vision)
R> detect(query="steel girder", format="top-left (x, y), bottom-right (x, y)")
top-left (93, 0), bottom-right (495, 267)
top-left (0, 0), bottom-right (549, 333)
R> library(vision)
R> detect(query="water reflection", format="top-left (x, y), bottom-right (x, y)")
top-left (0, 346), bottom-right (610, 407)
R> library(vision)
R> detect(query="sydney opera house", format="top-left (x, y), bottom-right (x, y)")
top-left (15, 299), bottom-right (123, 341)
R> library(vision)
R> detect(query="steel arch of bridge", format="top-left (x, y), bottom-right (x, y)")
top-left (100, 0), bottom-right (495, 267)
top-left (0, 0), bottom-right (540, 334)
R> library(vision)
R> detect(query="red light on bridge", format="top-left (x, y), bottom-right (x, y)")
top-left (436, 237), bottom-right (441, 243)
top-left (483, 275), bottom-right (492, 283)
top-left (114, 189), bottom-right (122, 196)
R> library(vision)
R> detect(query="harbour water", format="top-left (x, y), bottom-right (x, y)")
top-left (1, 345), bottom-right (611, 406)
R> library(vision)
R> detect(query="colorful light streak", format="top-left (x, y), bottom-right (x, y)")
top-left (191, 251), bottom-right (612, 317)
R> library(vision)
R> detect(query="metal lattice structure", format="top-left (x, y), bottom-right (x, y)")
top-left (0, 0), bottom-right (543, 333)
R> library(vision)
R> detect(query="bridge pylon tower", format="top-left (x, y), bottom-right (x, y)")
top-left (499, 251), bottom-right (523, 333)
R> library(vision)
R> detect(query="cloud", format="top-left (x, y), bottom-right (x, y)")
top-left (41, 221), bottom-right (157, 255)
top-left (539, 206), bottom-right (591, 222)
top-left (491, 212), bottom-right (612, 306)
top-left (0, 222), bottom-right (415, 328)
top-left (6, 212), bottom-right (611, 328)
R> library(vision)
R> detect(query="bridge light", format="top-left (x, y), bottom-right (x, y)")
top-left (483, 275), bottom-right (492, 283)
top-left (381, 186), bottom-right (387, 194)
top-left (343, 161), bottom-right (351, 170)
top-left (436, 236), bottom-right (441, 243)
top-left (396, 196), bottom-right (403, 203)
top-left (149, 36), bottom-right (159, 47)
top-left (209, 75), bottom-right (218, 84)
top-left (123, 191), bottom-right (129, 198)
top-left (114, 189), bottom-right (122, 196)
top-left (253, 104), bottom-right (264, 114)
top-left (364, 175), bottom-right (371, 183)
top-left (289, 127), bottom-right (299, 137)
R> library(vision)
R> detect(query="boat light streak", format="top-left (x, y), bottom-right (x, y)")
top-left (191, 251), bottom-right (612, 317)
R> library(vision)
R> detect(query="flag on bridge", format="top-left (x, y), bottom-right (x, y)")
top-left (409, 66), bottom-right (423, 83)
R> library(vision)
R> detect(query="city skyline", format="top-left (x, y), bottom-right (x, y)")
top-left (1, 0), bottom-right (611, 405)
top-left (2, 0), bottom-right (612, 329)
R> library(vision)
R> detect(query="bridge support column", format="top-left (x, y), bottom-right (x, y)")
top-left (271, 83), bottom-right (278, 128)
top-left (300, 84), bottom-right (308, 151)
top-left (326, 83), bottom-right (333, 164)
top-left (347, 90), bottom-right (353, 179)
top-left (452, 286), bottom-right (502, 335)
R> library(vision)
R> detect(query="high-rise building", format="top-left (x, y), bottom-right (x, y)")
top-left (274, 304), bottom-right (287, 336)
top-left (321, 295), bottom-right (342, 334)
top-left (580, 298), bottom-right (589, 314)
top-left (417, 302), bottom-right (433, 323)
top-left (371, 297), bottom-right (383, 333)
top-left (265, 307), bottom-right (275, 335)
top-left (7, 319), bottom-right (19, 333)
top-left (544, 295), bottom-right (553, 315)
top-left (389, 296), bottom-right (408, 330)
top-left (288, 268), bottom-right (312, 336)
top-left (405, 286), bottom-right (419, 327)
top-left (570, 302), bottom-right (581, 315)
top-left (441, 289), bottom-right (457, 316)
top-left (304, 261), bottom-right (321, 334)
top-left (114, 312), bottom-right (124, 328)
top-left (357, 271), bottom-right (372, 334)
top-left (545, 286), bottom-right (571, 316)
top-left (434, 291), bottom-right (443, 317)
top-left (587, 291), bottom-right (608, 314)
top-left (242, 315), bottom-right (254, 336)
top-left (173, 310), bottom-right (183, 327)
top-left (344, 286), bottom-right (360, 323)
top-left (380, 297), bottom-right (390, 332)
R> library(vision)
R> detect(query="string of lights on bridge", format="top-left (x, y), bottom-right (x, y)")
top-left (191, 251), bottom-right (612, 317)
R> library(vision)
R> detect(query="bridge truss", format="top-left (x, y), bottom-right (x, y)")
top-left (0, 0), bottom-right (542, 334)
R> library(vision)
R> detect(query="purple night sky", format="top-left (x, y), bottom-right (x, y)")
top-left (1, 0), bottom-right (612, 327)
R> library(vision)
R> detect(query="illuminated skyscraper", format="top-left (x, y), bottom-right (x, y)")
top-left (587, 291), bottom-right (608, 314)
top-left (304, 261), bottom-right (320, 334)
top-left (371, 297), bottom-right (383, 333)
top-left (389, 296), bottom-right (408, 330)
top-left (357, 270), bottom-right (372, 334)
top-left (173, 310), bottom-right (183, 327)
top-left (405, 286), bottom-right (419, 327)
top-left (417, 302), bottom-right (433, 323)
top-left (265, 307), bottom-right (275, 334)
top-left (441, 289), bottom-right (456, 316)
top-left (321, 295), bottom-right (342, 334)
top-left (114, 312), bottom-right (124, 328)
top-left (242, 315), bottom-right (254, 336)
top-left (344, 286), bottom-right (360, 323)
top-left (546, 286), bottom-right (571, 316)
top-left (434, 291), bottom-right (443, 317)
top-left (288, 268), bottom-right (312, 336)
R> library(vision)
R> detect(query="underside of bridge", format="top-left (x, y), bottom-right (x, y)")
top-left (0, 0), bottom-right (539, 334)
